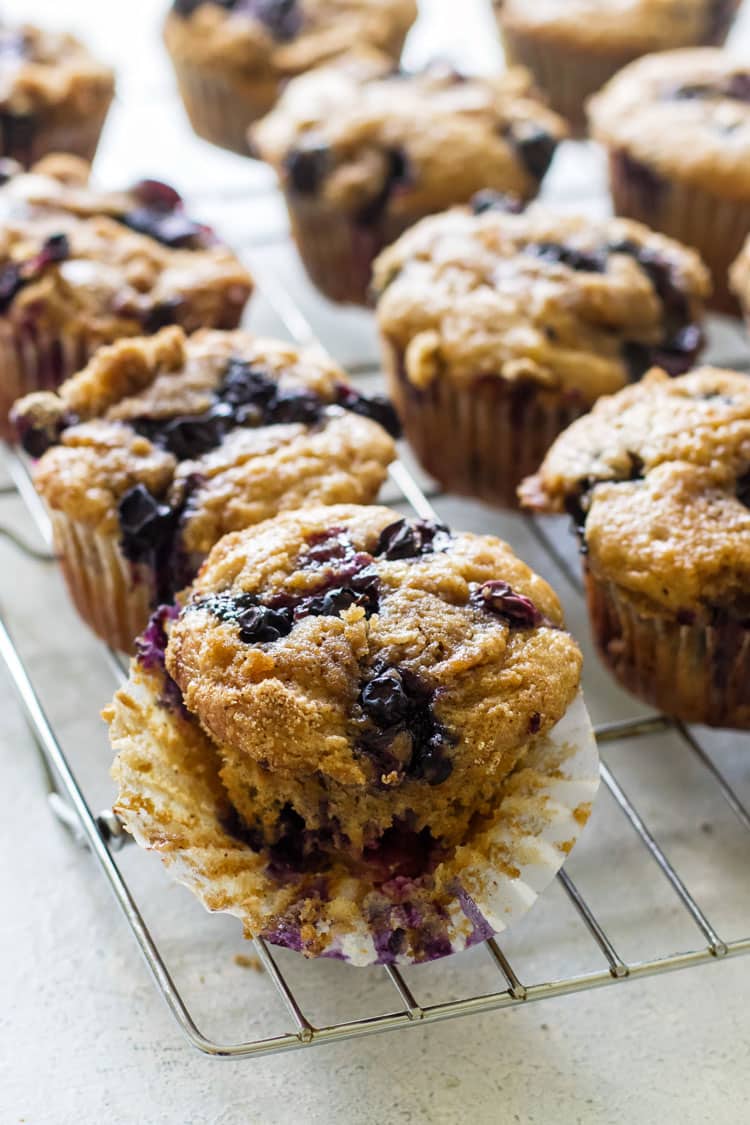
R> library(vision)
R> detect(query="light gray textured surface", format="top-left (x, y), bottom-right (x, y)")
top-left (2, 2), bottom-right (750, 1123)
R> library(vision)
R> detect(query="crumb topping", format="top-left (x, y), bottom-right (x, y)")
top-left (0, 157), bottom-right (252, 333)
top-left (373, 203), bottom-right (709, 396)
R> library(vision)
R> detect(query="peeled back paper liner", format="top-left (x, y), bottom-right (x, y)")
top-left (110, 666), bottom-right (600, 967)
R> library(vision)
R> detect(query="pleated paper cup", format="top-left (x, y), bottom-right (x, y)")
top-left (586, 568), bottom-right (750, 729)
top-left (110, 656), bottom-right (599, 966)
top-left (51, 512), bottom-right (156, 655)
top-left (382, 343), bottom-right (589, 509)
top-left (606, 149), bottom-right (750, 314)
top-left (169, 56), bottom-right (277, 155)
top-left (0, 319), bottom-right (93, 440)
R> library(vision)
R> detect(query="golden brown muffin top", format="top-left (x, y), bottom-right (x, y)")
top-left (373, 202), bottom-right (710, 398)
top-left (164, 0), bottom-right (416, 77)
top-left (0, 22), bottom-right (114, 114)
top-left (589, 49), bottom-right (750, 200)
top-left (251, 53), bottom-right (568, 215)
top-left (0, 155), bottom-right (252, 335)
top-left (520, 366), bottom-right (750, 615)
top-left (14, 328), bottom-right (397, 556)
top-left (730, 233), bottom-right (750, 307)
top-left (165, 504), bottom-right (581, 836)
top-left (495, 0), bottom-right (739, 53)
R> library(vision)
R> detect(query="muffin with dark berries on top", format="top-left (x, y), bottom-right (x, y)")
top-left (107, 503), bottom-right (598, 964)
top-left (164, 0), bottom-right (417, 155)
top-left (0, 20), bottom-right (114, 165)
top-left (493, 0), bottom-right (741, 131)
top-left (590, 49), bottom-right (750, 312)
top-left (250, 52), bottom-right (568, 305)
top-left (520, 366), bottom-right (750, 728)
top-left (12, 328), bottom-right (398, 653)
top-left (372, 197), bottom-right (710, 507)
top-left (0, 155), bottom-right (252, 437)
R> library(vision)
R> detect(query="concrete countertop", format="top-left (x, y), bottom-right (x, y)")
top-left (2, 2), bottom-right (749, 1123)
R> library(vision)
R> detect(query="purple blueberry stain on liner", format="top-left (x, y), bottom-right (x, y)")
top-left (455, 886), bottom-right (496, 947)
top-left (135, 603), bottom-right (188, 717)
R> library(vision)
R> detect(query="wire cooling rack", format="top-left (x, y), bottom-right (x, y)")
top-left (2, 251), bottom-right (750, 1059)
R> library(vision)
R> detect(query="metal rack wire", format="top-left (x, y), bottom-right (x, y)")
top-left (2, 263), bottom-right (750, 1060)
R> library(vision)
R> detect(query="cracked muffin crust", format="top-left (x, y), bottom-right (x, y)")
top-left (521, 366), bottom-right (750, 727)
top-left (372, 199), bottom-right (710, 507)
top-left (589, 49), bottom-right (750, 312)
top-left (13, 328), bottom-right (397, 652)
top-left (0, 155), bottom-right (252, 436)
top-left (250, 53), bottom-right (568, 304)
top-left (0, 21), bottom-right (115, 165)
top-left (107, 503), bottom-right (597, 964)
top-left (493, 0), bottom-right (740, 129)
top-left (164, 0), bottom-right (417, 154)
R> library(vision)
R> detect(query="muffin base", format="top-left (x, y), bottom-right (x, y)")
top-left (586, 568), bottom-right (750, 728)
top-left (286, 197), bottom-right (422, 306)
top-left (50, 512), bottom-right (157, 655)
top-left (0, 97), bottom-right (112, 167)
top-left (110, 661), bottom-right (599, 966)
top-left (0, 319), bottom-right (93, 440)
top-left (383, 346), bottom-right (589, 508)
top-left (607, 149), bottom-right (750, 315)
top-left (169, 56), bottom-right (278, 155)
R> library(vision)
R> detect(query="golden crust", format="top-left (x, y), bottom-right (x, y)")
top-left (165, 503), bottom-right (582, 851)
top-left (373, 205), bottom-right (709, 397)
top-left (164, 0), bottom-right (417, 77)
top-left (589, 49), bottom-right (750, 201)
top-left (251, 54), bottom-right (568, 213)
top-left (20, 328), bottom-right (396, 538)
top-left (520, 366), bottom-right (750, 613)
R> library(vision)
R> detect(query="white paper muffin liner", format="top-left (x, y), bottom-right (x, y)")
top-left (110, 662), bottom-right (599, 967)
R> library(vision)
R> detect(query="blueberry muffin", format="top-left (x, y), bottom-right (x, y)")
top-left (12, 328), bottom-right (397, 652)
top-left (729, 232), bottom-right (750, 325)
top-left (521, 366), bottom-right (750, 728)
top-left (372, 198), bottom-right (710, 507)
top-left (590, 49), bottom-right (750, 313)
top-left (106, 504), bottom-right (598, 964)
top-left (0, 21), bottom-right (115, 166)
top-left (494, 0), bottom-right (740, 131)
top-left (0, 155), bottom-right (252, 438)
top-left (250, 54), bottom-right (568, 305)
top-left (164, 0), bottom-right (417, 155)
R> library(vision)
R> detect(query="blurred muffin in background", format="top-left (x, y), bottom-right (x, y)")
top-left (590, 48), bottom-right (750, 313)
top-left (493, 0), bottom-right (741, 131)
top-left (0, 21), bottom-right (114, 165)
top-left (251, 52), bottom-right (568, 305)
top-left (164, 0), bottom-right (417, 155)
top-left (730, 232), bottom-right (750, 325)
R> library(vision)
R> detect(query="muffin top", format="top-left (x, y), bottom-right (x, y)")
top-left (0, 22), bottom-right (114, 115)
top-left (164, 0), bottom-right (416, 77)
top-left (14, 328), bottom-right (397, 589)
top-left (520, 366), bottom-right (750, 616)
top-left (589, 49), bottom-right (750, 200)
top-left (166, 502), bottom-right (581, 797)
top-left (730, 232), bottom-right (750, 304)
top-left (495, 0), bottom-right (739, 53)
top-left (251, 53), bottom-right (568, 216)
top-left (373, 200), bottom-right (710, 399)
top-left (0, 154), bottom-right (252, 335)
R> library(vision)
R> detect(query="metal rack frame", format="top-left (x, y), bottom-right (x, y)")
top-left (2, 266), bottom-right (750, 1060)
